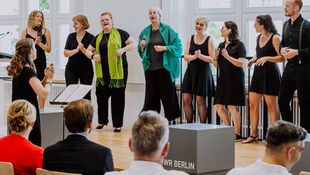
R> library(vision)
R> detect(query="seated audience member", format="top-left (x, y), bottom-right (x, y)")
top-left (106, 110), bottom-right (188, 175)
top-left (43, 99), bottom-right (114, 175)
top-left (0, 100), bottom-right (43, 175)
top-left (227, 120), bottom-right (307, 175)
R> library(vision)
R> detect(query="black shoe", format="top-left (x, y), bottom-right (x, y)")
top-left (235, 134), bottom-right (243, 141)
top-left (96, 124), bottom-right (105, 129)
top-left (114, 128), bottom-right (121, 133)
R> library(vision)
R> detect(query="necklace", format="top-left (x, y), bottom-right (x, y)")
top-left (104, 33), bottom-right (109, 43)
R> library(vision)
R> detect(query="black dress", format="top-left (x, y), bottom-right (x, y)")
top-left (182, 35), bottom-right (214, 97)
top-left (26, 30), bottom-right (47, 81)
top-left (214, 39), bottom-right (246, 106)
top-left (12, 67), bottom-right (41, 146)
top-left (250, 34), bottom-right (281, 95)
top-left (65, 31), bottom-right (94, 99)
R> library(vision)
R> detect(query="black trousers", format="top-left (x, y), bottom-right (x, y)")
top-left (278, 64), bottom-right (310, 132)
top-left (96, 68), bottom-right (127, 128)
top-left (142, 69), bottom-right (180, 121)
top-left (65, 68), bottom-right (94, 100)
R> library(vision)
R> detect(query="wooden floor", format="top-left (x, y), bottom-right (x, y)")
top-left (88, 127), bottom-right (265, 170)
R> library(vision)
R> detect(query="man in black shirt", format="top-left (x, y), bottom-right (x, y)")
top-left (279, 0), bottom-right (310, 132)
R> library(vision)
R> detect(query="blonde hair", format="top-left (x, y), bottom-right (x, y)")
top-left (131, 111), bottom-right (169, 156)
top-left (8, 100), bottom-right (36, 133)
top-left (73, 15), bottom-right (90, 30)
top-left (7, 39), bottom-right (35, 78)
top-left (100, 12), bottom-right (114, 26)
top-left (27, 10), bottom-right (45, 28)
top-left (196, 17), bottom-right (208, 28)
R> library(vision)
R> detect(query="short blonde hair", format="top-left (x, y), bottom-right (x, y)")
top-left (131, 111), bottom-right (169, 156)
top-left (100, 12), bottom-right (114, 26)
top-left (27, 10), bottom-right (45, 28)
top-left (196, 17), bottom-right (208, 28)
top-left (7, 100), bottom-right (36, 133)
top-left (73, 15), bottom-right (90, 30)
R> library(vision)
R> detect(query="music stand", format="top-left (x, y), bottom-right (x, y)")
top-left (49, 84), bottom-right (93, 139)
top-left (50, 84), bottom-right (93, 105)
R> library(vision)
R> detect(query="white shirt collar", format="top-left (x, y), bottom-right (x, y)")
top-left (255, 159), bottom-right (291, 174)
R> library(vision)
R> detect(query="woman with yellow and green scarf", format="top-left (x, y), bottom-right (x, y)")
top-left (86, 12), bottom-right (135, 132)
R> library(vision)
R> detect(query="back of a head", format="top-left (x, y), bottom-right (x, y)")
top-left (266, 120), bottom-right (307, 152)
top-left (64, 99), bottom-right (93, 133)
top-left (7, 39), bottom-right (34, 78)
top-left (131, 111), bottom-right (169, 156)
top-left (7, 100), bottom-right (36, 133)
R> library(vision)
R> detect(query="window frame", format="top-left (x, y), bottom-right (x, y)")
top-left (0, 0), bottom-right (78, 80)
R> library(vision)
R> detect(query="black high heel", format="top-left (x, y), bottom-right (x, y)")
top-left (96, 124), bottom-right (105, 129)
top-left (114, 128), bottom-right (121, 133)
top-left (242, 135), bottom-right (259, 144)
top-left (235, 134), bottom-right (244, 141)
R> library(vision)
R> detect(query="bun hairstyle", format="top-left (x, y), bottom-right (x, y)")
top-left (7, 100), bottom-right (36, 133)
top-left (7, 39), bottom-right (35, 78)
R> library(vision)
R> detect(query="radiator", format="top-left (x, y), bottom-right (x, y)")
top-left (46, 83), bottom-right (66, 109)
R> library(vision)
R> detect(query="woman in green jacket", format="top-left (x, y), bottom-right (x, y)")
top-left (138, 7), bottom-right (182, 121)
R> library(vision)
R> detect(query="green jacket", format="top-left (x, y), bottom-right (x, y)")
top-left (137, 22), bottom-right (183, 82)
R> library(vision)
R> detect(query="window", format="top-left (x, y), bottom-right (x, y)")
top-left (0, 0), bottom-right (74, 79)
top-left (199, 0), bottom-right (232, 9)
top-left (0, 0), bottom-right (19, 15)
top-left (247, 0), bottom-right (282, 7)
top-left (0, 25), bottom-right (19, 54)
top-left (59, 0), bottom-right (70, 14)
top-left (208, 21), bottom-right (225, 47)
top-left (28, 0), bottom-right (50, 14)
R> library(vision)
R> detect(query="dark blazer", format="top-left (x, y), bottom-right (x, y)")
top-left (43, 134), bottom-right (114, 175)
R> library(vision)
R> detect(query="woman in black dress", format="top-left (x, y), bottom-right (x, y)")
top-left (86, 12), bottom-right (135, 132)
top-left (7, 39), bottom-right (54, 146)
top-left (64, 15), bottom-right (94, 100)
top-left (21, 10), bottom-right (51, 108)
top-left (242, 15), bottom-right (284, 143)
top-left (214, 21), bottom-right (246, 139)
top-left (182, 17), bottom-right (215, 123)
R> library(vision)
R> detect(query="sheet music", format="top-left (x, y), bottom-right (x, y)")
top-left (52, 84), bottom-right (92, 104)
top-left (66, 84), bottom-right (92, 102)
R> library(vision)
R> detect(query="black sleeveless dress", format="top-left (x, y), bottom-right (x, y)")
top-left (182, 35), bottom-right (214, 97)
top-left (250, 34), bottom-right (281, 95)
top-left (26, 30), bottom-right (47, 80)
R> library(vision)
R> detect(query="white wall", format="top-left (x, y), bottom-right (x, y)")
top-left (82, 0), bottom-right (161, 84)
